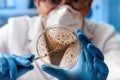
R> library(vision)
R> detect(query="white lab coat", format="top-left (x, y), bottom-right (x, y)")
top-left (0, 15), bottom-right (120, 80)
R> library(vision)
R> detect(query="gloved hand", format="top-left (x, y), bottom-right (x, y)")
top-left (0, 53), bottom-right (35, 80)
top-left (42, 30), bottom-right (109, 80)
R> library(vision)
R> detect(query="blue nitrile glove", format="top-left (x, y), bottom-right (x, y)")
top-left (0, 53), bottom-right (35, 80)
top-left (42, 30), bottom-right (109, 80)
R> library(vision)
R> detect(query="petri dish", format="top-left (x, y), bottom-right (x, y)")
top-left (36, 25), bottom-right (82, 69)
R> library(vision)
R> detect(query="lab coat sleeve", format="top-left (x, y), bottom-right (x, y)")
top-left (103, 31), bottom-right (120, 80)
top-left (93, 23), bottom-right (120, 80)
top-left (0, 16), bottom-right (30, 54)
top-left (0, 24), bottom-right (10, 53)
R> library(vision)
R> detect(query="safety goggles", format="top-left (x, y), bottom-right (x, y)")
top-left (44, 0), bottom-right (90, 10)
top-left (71, 0), bottom-right (89, 10)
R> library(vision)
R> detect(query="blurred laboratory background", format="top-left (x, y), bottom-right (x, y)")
top-left (0, 0), bottom-right (38, 27)
top-left (0, 0), bottom-right (120, 33)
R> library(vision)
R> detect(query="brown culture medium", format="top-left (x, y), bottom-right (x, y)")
top-left (36, 27), bottom-right (81, 69)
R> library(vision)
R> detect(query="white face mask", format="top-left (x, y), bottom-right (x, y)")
top-left (42, 5), bottom-right (84, 32)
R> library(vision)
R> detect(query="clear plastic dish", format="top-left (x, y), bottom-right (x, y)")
top-left (36, 25), bottom-right (82, 69)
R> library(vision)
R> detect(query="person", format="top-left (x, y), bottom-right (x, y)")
top-left (0, 0), bottom-right (120, 80)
